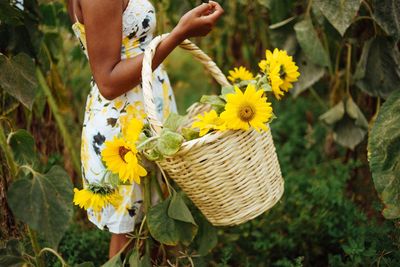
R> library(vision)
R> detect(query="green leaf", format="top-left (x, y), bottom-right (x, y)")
top-left (320, 98), bottom-right (368, 150)
top-left (7, 166), bottom-right (73, 248)
top-left (220, 86), bottom-right (235, 100)
top-left (147, 196), bottom-right (198, 246)
top-left (181, 127), bottom-right (200, 141)
top-left (294, 18), bottom-right (331, 68)
top-left (319, 101), bottom-right (345, 125)
top-left (372, 0), bottom-right (400, 40)
top-left (313, 0), bottom-right (361, 36)
top-left (156, 130), bottom-right (184, 156)
top-left (333, 115), bottom-right (367, 150)
top-left (192, 212), bottom-right (218, 256)
top-left (128, 250), bottom-right (151, 267)
top-left (0, 53), bottom-right (38, 110)
top-left (8, 129), bottom-right (37, 165)
top-left (368, 90), bottom-right (400, 219)
top-left (168, 191), bottom-right (197, 225)
top-left (0, 239), bottom-right (25, 267)
top-left (163, 112), bottom-right (187, 132)
top-left (292, 53), bottom-right (325, 97)
top-left (355, 37), bottom-right (400, 99)
top-left (200, 95), bottom-right (226, 114)
top-left (101, 252), bottom-right (123, 267)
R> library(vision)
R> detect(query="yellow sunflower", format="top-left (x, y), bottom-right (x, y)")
top-left (191, 110), bottom-right (226, 136)
top-left (228, 66), bottom-right (254, 83)
top-left (220, 84), bottom-right (273, 132)
top-left (259, 49), bottom-right (300, 99)
top-left (122, 117), bottom-right (144, 144)
top-left (277, 50), bottom-right (300, 91)
top-left (259, 54), bottom-right (284, 100)
top-left (101, 137), bottom-right (147, 184)
top-left (73, 185), bottom-right (122, 212)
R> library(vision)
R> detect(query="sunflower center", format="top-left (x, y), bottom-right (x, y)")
top-left (279, 65), bottom-right (287, 80)
top-left (118, 146), bottom-right (131, 162)
top-left (238, 104), bottom-right (255, 122)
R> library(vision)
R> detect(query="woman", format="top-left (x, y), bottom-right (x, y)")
top-left (67, 0), bottom-right (224, 259)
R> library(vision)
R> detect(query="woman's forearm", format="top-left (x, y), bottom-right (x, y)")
top-left (99, 28), bottom-right (185, 100)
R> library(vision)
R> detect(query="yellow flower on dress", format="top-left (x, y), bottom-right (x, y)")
top-left (73, 186), bottom-right (122, 212)
top-left (220, 84), bottom-right (273, 132)
top-left (101, 137), bottom-right (147, 184)
top-left (191, 110), bottom-right (226, 136)
top-left (228, 66), bottom-right (254, 83)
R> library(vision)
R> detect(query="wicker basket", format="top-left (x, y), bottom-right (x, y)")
top-left (142, 34), bottom-right (284, 226)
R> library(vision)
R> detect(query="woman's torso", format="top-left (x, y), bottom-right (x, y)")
top-left (72, 0), bottom-right (177, 185)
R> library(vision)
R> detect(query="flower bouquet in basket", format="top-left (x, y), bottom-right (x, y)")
top-left (73, 35), bottom-right (300, 262)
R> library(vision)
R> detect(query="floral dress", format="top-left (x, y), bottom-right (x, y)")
top-left (71, 0), bottom-right (177, 233)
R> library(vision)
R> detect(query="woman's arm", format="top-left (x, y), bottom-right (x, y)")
top-left (80, 0), bottom-right (224, 100)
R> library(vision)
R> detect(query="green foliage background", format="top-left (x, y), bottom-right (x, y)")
top-left (0, 0), bottom-right (399, 266)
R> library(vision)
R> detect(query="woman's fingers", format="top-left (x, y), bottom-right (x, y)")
top-left (193, 2), bottom-right (212, 16)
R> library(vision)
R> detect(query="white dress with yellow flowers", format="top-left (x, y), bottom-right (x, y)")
top-left (71, 0), bottom-right (177, 233)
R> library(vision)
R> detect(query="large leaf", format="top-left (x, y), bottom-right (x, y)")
top-left (8, 129), bottom-right (37, 165)
top-left (355, 37), bottom-right (400, 99)
top-left (320, 98), bottom-right (368, 150)
top-left (368, 90), bottom-right (400, 219)
top-left (372, 0), bottom-right (400, 40)
top-left (0, 53), bottom-right (38, 110)
top-left (294, 18), bottom-right (331, 68)
top-left (147, 196), bottom-right (198, 246)
top-left (292, 53), bottom-right (325, 97)
top-left (7, 166), bottom-right (73, 248)
top-left (313, 0), bottom-right (361, 36)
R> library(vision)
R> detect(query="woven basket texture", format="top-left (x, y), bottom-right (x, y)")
top-left (141, 34), bottom-right (284, 226)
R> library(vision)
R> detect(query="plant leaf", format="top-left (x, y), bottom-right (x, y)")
top-left (294, 18), bottom-right (331, 68)
top-left (372, 0), bottom-right (400, 40)
top-left (128, 249), bottom-right (151, 267)
top-left (200, 95), bottom-right (226, 113)
top-left (168, 191), bottom-right (197, 225)
top-left (147, 196), bottom-right (198, 246)
top-left (313, 0), bottom-right (361, 36)
top-left (0, 239), bottom-right (25, 267)
top-left (368, 90), bottom-right (400, 219)
top-left (181, 127), bottom-right (200, 141)
top-left (292, 53), bottom-right (325, 97)
top-left (8, 129), bottom-right (37, 165)
top-left (355, 37), bottom-right (400, 99)
top-left (7, 166), bottom-right (73, 248)
top-left (163, 113), bottom-right (187, 132)
top-left (156, 130), bottom-right (184, 156)
top-left (0, 53), bottom-right (38, 110)
top-left (319, 101), bottom-right (345, 125)
top-left (192, 211), bottom-right (218, 256)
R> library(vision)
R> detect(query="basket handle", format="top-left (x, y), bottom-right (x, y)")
top-left (142, 33), bottom-right (231, 135)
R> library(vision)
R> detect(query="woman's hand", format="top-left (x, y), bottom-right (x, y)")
top-left (172, 1), bottom-right (224, 41)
